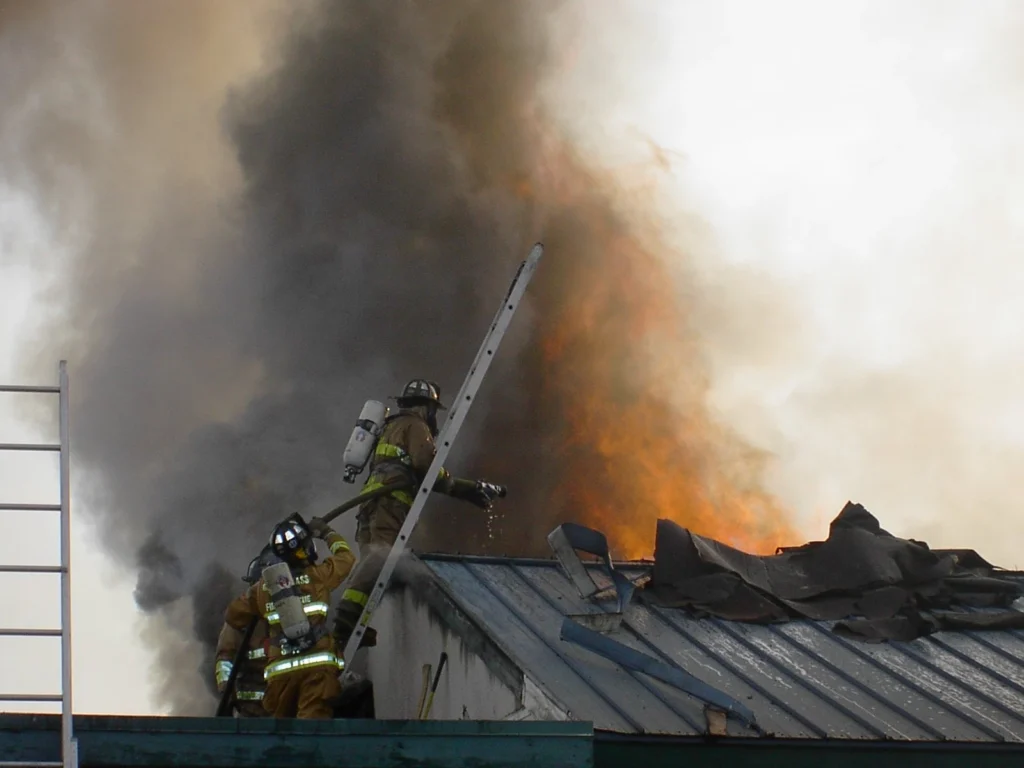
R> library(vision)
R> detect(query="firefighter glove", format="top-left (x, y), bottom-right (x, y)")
top-left (215, 659), bottom-right (233, 693)
top-left (451, 478), bottom-right (505, 510)
top-left (308, 516), bottom-right (332, 539)
top-left (475, 480), bottom-right (506, 506)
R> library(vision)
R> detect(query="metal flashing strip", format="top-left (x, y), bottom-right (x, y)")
top-left (559, 618), bottom-right (758, 729)
top-left (508, 563), bottom-right (704, 733)
top-left (461, 561), bottom-right (645, 733)
top-left (547, 523), bottom-right (636, 631)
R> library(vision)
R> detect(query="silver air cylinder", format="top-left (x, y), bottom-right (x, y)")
top-left (263, 561), bottom-right (310, 641)
top-left (343, 399), bottom-right (388, 483)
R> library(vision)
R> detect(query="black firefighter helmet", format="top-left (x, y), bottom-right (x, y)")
top-left (393, 379), bottom-right (448, 411)
top-left (269, 514), bottom-right (318, 568)
top-left (242, 544), bottom-right (279, 585)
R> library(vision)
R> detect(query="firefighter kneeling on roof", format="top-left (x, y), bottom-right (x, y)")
top-left (333, 379), bottom-right (504, 649)
top-left (220, 514), bottom-right (355, 719)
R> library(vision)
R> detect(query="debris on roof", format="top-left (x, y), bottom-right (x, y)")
top-left (404, 505), bottom-right (1024, 740)
top-left (644, 501), bottom-right (1024, 642)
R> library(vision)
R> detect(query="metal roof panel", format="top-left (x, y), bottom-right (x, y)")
top-left (420, 555), bottom-right (1024, 741)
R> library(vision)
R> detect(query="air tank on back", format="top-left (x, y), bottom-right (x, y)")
top-left (343, 400), bottom-right (389, 483)
top-left (262, 561), bottom-right (310, 641)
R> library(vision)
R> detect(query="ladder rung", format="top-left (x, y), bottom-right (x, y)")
top-left (0, 385), bottom-right (60, 394)
top-left (0, 504), bottom-right (61, 512)
top-left (0, 443), bottom-right (61, 452)
top-left (0, 565), bottom-right (64, 574)
top-left (0, 693), bottom-right (62, 702)
top-left (0, 628), bottom-right (62, 637)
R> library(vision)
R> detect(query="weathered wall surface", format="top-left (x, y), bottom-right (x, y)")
top-left (363, 586), bottom-right (521, 720)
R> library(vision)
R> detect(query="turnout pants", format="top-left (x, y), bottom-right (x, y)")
top-left (262, 665), bottom-right (341, 719)
top-left (333, 496), bottom-right (408, 646)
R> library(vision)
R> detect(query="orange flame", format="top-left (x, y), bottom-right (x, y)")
top-left (522, 139), bottom-right (798, 560)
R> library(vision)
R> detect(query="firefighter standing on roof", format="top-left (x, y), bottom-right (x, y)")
top-left (213, 545), bottom-right (277, 717)
top-left (221, 515), bottom-right (354, 719)
top-left (332, 379), bottom-right (504, 649)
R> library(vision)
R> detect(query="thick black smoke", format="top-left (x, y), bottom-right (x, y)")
top-left (3, 0), bottom-right (577, 712)
top-left (6, 0), bottom-right (779, 715)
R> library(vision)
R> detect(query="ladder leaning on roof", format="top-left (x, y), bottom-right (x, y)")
top-left (0, 362), bottom-right (77, 768)
top-left (339, 243), bottom-right (545, 682)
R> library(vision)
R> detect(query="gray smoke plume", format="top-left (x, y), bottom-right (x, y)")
top-left (3, 0), bottom-right (789, 712)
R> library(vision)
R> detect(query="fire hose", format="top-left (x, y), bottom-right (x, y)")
top-left (319, 479), bottom-right (415, 525)
top-left (320, 478), bottom-right (506, 524)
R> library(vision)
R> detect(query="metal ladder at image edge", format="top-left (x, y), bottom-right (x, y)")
top-left (340, 243), bottom-right (545, 681)
top-left (0, 362), bottom-right (77, 768)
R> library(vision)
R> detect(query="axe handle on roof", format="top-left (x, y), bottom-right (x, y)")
top-left (415, 663), bottom-right (432, 719)
top-left (419, 651), bottom-right (448, 720)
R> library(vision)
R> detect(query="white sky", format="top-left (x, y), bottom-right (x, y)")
top-left (0, 261), bottom-right (154, 715)
top-left (3, 0), bottom-right (1024, 717)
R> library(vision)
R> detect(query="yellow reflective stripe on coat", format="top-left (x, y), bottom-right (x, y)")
top-left (264, 651), bottom-right (344, 680)
top-left (362, 479), bottom-right (414, 506)
top-left (375, 443), bottom-right (411, 464)
top-left (265, 601), bottom-right (329, 624)
top-left (342, 588), bottom-right (369, 607)
top-left (235, 690), bottom-right (264, 701)
top-left (247, 647), bottom-right (266, 661)
top-left (330, 538), bottom-right (350, 554)
top-left (215, 660), bottom-right (233, 685)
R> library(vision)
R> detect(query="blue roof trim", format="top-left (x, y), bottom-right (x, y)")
top-left (547, 523), bottom-right (635, 614)
top-left (645, 602), bottom-right (828, 737)
top-left (559, 618), bottom-right (758, 729)
top-left (506, 562), bottom-right (705, 733)
top-left (460, 560), bottom-right (647, 732)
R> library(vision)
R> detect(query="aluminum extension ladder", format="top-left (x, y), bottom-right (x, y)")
top-left (340, 243), bottom-right (545, 680)
top-left (0, 361), bottom-right (77, 768)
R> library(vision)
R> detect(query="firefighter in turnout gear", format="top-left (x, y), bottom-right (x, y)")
top-left (332, 379), bottom-right (505, 649)
top-left (213, 546), bottom-right (277, 717)
top-left (222, 515), bottom-right (355, 719)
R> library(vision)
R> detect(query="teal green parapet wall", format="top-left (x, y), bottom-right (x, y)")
top-left (593, 732), bottom-right (1024, 768)
top-left (5, 715), bottom-right (1024, 768)
top-left (0, 714), bottom-right (593, 768)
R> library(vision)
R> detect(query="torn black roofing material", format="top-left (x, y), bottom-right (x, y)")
top-left (418, 552), bottom-right (1024, 739)
top-left (645, 502), bottom-right (1024, 642)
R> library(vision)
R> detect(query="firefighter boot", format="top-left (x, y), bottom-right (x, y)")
top-left (333, 599), bottom-right (378, 650)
